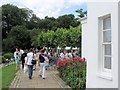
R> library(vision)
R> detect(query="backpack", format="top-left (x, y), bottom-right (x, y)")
top-left (39, 54), bottom-right (45, 63)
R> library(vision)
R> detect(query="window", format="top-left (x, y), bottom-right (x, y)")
top-left (97, 15), bottom-right (112, 80)
top-left (102, 16), bottom-right (112, 71)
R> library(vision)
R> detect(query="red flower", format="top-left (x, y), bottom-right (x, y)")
top-left (57, 57), bottom-right (86, 68)
top-left (69, 62), bottom-right (73, 65)
top-left (63, 57), bottom-right (67, 61)
top-left (57, 58), bottom-right (63, 68)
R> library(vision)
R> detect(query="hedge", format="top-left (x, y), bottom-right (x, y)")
top-left (3, 53), bottom-right (14, 60)
top-left (0, 56), bottom-right (6, 63)
top-left (57, 57), bottom-right (86, 89)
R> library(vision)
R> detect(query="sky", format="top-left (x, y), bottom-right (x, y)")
top-left (0, 0), bottom-right (87, 19)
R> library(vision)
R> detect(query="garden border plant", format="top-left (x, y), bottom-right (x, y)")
top-left (0, 52), bottom-right (14, 64)
top-left (57, 57), bottom-right (86, 89)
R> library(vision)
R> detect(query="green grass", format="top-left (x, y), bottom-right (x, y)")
top-left (0, 67), bottom-right (2, 90)
top-left (1, 64), bottom-right (16, 89)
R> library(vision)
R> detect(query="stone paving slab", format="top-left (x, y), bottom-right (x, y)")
top-left (15, 65), bottom-right (62, 88)
top-left (9, 64), bottom-right (71, 89)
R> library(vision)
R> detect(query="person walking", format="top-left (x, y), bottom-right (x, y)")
top-left (21, 49), bottom-right (27, 69)
top-left (33, 50), bottom-right (37, 71)
top-left (59, 50), bottom-right (64, 59)
top-left (38, 49), bottom-right (47, 79)
top-left (24, 56), bottom-right (28, 73)
top-left (14, 48), bottom-right (21, 72)
top-left (26, 48), bottom-right (34, 79)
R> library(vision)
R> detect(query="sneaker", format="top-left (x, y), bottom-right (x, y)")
top-left (29, 76), bottom-right (32, 79)
top-left (39, 75), bottom-right (42, 77)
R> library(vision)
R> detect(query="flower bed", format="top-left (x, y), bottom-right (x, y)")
top-left (57, 57), bottom-right (86, 89)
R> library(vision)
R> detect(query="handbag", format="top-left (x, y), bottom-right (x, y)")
top-left (31, 53), bottom-right (36, 64)
top-left (31, 59), bottom-right (36, 64)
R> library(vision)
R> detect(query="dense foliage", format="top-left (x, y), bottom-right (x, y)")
top-left (1, 4), bottom-right (84, 52)
top-left (33, 26), bottom-right (81, 49)
top-left (2, 4), bottom-right (32, 39)
top-left (75, 9), bottom-right (87, 18)
top-left (57, 57), bottom-right (86, 89)
top-left (3, 53), bottom-right (13, 60)
top-left (3, 25), bottom-right (81, 52)
top-left (0, 56), bottom-right (6, 63)
top-left (3, 25), bottom-right (31, 51)
top-left (0, 52), bottom-right (14, 63)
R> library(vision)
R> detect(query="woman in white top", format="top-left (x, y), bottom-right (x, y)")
top-left (14, 48), bottom-right (21, 72)
top-left (26, 48), bottom-right (34, 79)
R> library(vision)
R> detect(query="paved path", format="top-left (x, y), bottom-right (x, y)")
top-left (9, 65), bottom-right (70, 89)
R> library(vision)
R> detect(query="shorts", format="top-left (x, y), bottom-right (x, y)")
top-left (15, 60), bottom-right (20, 64)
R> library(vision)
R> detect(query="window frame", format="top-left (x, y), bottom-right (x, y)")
top-left (101, 15), bottom-right (112, 73)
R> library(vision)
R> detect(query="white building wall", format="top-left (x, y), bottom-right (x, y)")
top-left (84, 2), bottom-right (119, 88)
top-left (118, 1), bottom-right (120, 90)
top-left (81, 18), bottom-right (87, 58)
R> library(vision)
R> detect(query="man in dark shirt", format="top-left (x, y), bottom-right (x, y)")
top-left (21, 50), bottom-right (27, 69)
top-left (38, 49), bottom-right (46, 79)
top-left (39, 54), bottom-right (45, 63)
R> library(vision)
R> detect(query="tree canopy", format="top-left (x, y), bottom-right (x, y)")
top-left (1, 4), bottom-right (86, 52)
top-left (2, 4), bottom-right (32, 39)
top-left (32, 26), bottom-right (81, 49)
top-left (75, 9), bottom-right (87, 18)
top-left (3, 25), bottom-right (31, 51)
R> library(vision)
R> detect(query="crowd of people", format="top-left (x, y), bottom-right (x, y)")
top-left (13, 47), bottom-right (80, 80)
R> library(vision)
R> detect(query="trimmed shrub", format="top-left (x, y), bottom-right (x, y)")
top-left (0, 56), bottom-right (6, 63)
top-left (3, 53), bottom-right (13, 60)
top-left (57, 57), bottom-right (86, 89)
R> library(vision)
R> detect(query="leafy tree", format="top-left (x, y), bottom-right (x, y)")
top-left (45, 30), bottom-right (56, 48)
top-left (38, 16), bottom-right (58, 31)
top-left (1, 4), bottom-right (82, 52)
top-left (2, 4), bottom-right (33, 39)
top-left (25, 14), bottom-right (41, 29)
top-left (75, 9), bottom-right (87, 18)
top-left (3, 25), bottom-right (31, 52)
top-left (55, 28), bottom-right (67, 48)
top-left (34, 26), bottom-right (81, 49)
top-left (69, 26), bottom-right (81, 47)
top-left (2, 4), bottom-right (80, 40)
top-left (57, 14), bottom-right (75, 29)
top-left (29, 28), bottom-right (42, 47)
top-left (46, 17), bottom-right (58, 31)
top-left (37, 32), bottom-right (44, 48)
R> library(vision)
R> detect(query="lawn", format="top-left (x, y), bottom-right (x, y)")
top-left (1, 64), bottom-right (16, 89)
top-left (0, 67), bottom-right (2, 90)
